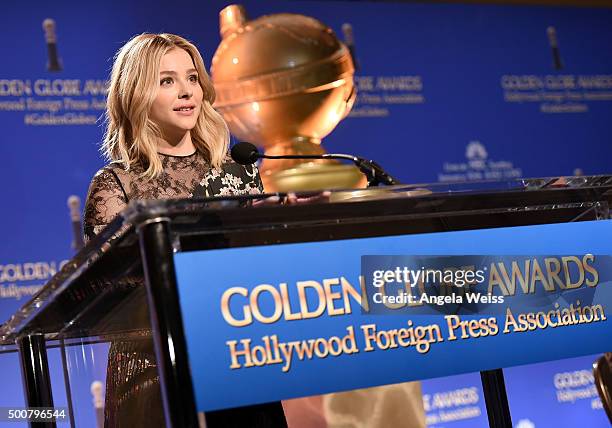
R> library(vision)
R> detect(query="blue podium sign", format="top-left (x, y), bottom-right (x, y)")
top-left (174, 220), bottom-right (612, 411)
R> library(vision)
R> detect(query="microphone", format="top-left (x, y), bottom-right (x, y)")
top-left (90, 381), bottom-right (104, 428)
top-left (231, 142), bottom-right (399, 187)
top-left (546, 26), bottom-right (563, 71)
top-left (43, 18), bottom-right (62, 72)
top-left (231, 142), bottom-right (260, 165)
top-left (67, 195), bottom-right (85, 251)
top-left (341, 23), bottom-right (359, 71)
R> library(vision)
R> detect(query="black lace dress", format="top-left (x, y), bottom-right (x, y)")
top-left (84, 150), bottom-right (287, 428)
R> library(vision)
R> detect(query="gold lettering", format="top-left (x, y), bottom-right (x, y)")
top-left (361, 323), bottom-right (378, 351)
top-left (530, 259), bottom-right (553, 292)
top-left (226, 339), bottom-right (254, 369)
top-left (220, 287), bottom-right (252, 327)
top-left (544, 257), bottom-right (565, 289)
top-left (583, 254), bottom-right (599, 287)
top-left (503, 260), bottom-right (530, 295)
top-left (488, 263), bottom-right (509, 295)
top-left (250, 284), bottom-right (282, 324)
top-left (340, 276), bottom-right (365, 313)
top-left (279, 283), bottom-right (302, 321)
top-left (503, 308), bottom-right (520, 333)
top-left (297, 280), bottom-right (326, 319)
top-left (380, 281), bottom-right (405, 309)
top-left (323, 278), bottom-right (343, 316)
top-left (562, 256), bottom-right (584, 289)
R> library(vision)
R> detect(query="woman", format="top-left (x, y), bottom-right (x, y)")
top-left (84, 33), bottom-right (287, 427)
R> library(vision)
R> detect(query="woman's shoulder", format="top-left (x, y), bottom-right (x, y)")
top-left (89, 164), bottom-right (118, 187)
top-left (84, 162), bottom-right (132, 239)
top-left (87, 162), bottom-right (132, 200)
top-left (91, 161), bottom-right (122, 179)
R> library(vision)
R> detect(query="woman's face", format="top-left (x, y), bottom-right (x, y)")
top-left (149, 48), bottom-right (204, 140)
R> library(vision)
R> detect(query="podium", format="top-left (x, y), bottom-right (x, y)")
top-left (1, 176), bottom-right (612, 428)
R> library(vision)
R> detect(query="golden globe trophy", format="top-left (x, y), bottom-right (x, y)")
top-left (212, 10), bottom-right (426, 426)
top-left (211, 4), bottom-right (364, 192)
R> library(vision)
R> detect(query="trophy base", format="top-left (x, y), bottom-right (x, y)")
top-left (329, 187), bottom-right (432, 202)
top-left (259, 138), bottom-right (366, 192)
top-left (263, 162), bottom-right (366, 192)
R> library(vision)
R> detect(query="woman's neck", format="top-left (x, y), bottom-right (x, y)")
top-left (156, 132), bottom-right (196, 156)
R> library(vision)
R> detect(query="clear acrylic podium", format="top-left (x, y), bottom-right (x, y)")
top-left (1, 176), bottom-right (611, 428)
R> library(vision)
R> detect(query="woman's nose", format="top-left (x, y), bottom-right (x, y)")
top-left (178, 82), bottom-right (192, 99)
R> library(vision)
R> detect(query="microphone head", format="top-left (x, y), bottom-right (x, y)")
top-left (342, 23), bottom-right (354, 45)
top-left (90, 381), bottom-right (104, 408)
top-left (43, 18), bottom-right (56, 31)
top-left (43, 19), bottom-right (57, 42)
top-left (231, 142), bottom-right (259, 165)
top-left (547, 26), bottom-right (558, 46)
top-left (67, 195), bottom-right (81, 220)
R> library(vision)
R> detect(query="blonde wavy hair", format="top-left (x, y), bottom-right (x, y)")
top-left (102, 33), bottom-right (229, 178)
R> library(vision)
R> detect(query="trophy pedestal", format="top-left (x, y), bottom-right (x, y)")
top-left (259, 139), bottom-right (365, 192)
top-left (264, 162), bottom-right (365, 192)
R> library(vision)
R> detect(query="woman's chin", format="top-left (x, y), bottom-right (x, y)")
top-left (168, 120), bottom-right (197, 133)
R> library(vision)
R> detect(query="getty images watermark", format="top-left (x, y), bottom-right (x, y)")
top-left (361, 255), bottom-right (605, 316)
top-left (371, 264), bottom-right (496, 305)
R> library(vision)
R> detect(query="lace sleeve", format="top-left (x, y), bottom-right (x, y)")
top-left (192, 157), bottom-right (265, 198)
top-left (253, 164), bottom-right (265, 194)
top-left (83, 168), bottom-right (128, 241)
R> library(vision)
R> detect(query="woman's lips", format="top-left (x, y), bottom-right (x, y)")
top-left (173, 106), bottom-right (195, 115)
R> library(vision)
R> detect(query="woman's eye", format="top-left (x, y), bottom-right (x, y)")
top-left (160, 77), bottom-right (173, 85)
top-left (189, 74), bottom-right (199, 83)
